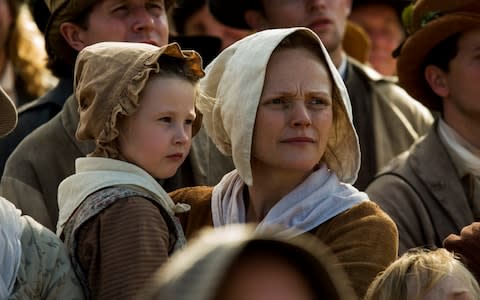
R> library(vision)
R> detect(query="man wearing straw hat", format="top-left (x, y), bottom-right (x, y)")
top-left (367, 0), bottom-right (480, 254)
top-left (206, 0), bottom-right (434, 190)
top-left (0, 0), bottom-right (177, 230)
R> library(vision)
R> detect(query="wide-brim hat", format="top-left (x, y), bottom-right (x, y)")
top-left (396, 0), bottom-right (480, 111)
top-left (0, 87), bottom-right (18, 137)
top-left (142, 225), bottom-right (357, 300)
top-left (44, 0), bottom-right (97, 66)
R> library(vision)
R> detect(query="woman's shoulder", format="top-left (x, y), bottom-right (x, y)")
top-left (169, 186), bottom-right (214, 207)
top-left (322, 200), bottom-right (397, 232)
top-left (169, 186), bottom-right (214, 239)
top-left (343, 200), bottom-right (393, 219)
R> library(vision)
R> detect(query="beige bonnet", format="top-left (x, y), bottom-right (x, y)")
top-left (74, 41), bottom-right (204, 158)
top-left (197, 27), bottom-right (360, 185)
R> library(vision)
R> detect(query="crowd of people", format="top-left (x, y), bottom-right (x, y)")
top-left (0, 0), bottom-right (479, 299)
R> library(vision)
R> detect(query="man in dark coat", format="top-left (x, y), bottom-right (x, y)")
top-left (366, 0), bottom-right (480, 254)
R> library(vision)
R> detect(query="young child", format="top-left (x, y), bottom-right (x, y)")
top-left (56, 42), bottom-right (204, 300)
top-left (364, 248), bottom-right (480, 300)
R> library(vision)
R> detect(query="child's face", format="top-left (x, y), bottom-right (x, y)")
top-left (422, 273), bottom-right (476, 300)
top-left (118, 76), bottom-right (196, 179)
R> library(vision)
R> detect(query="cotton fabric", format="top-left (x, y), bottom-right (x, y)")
top-left (212, 164), bottom-right (367, 237)
top-left (197, 27), bottom-right (360, 185)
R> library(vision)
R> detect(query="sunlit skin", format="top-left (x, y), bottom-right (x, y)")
top-left (0, 0), bottom-right (12, 72)
top-left (245, 0), bottom-right (351, 67)
top-left (117, 76), bottom-right (196, 179)
top-left (184, 4), bottom-right (250, 50)
top-left (248, 47), bottom-right (333, 222)
top-left (421, 274), bottom-right (476, 300)
top-left (62, 0), bottom-right (169, 49)
top-left (349, 4), bottom-right (404, 76)
top-left (425, 28), bottom-right (480, 149)
top-left (213, 253), bottom-right (316, 300)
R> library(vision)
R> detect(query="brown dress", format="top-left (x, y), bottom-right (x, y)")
top-left (170, 186), bottom-right (398, 299)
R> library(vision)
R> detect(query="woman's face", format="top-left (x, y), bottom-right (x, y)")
top-left (251, 47), bottom-right (333, 176)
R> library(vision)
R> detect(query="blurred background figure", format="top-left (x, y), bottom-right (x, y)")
top-left (171, 0), bottom-right (251, 51)
top-left (349, 0), bottom-right (408, 76)
top-left (0, 0), bottom-right (55, 106)
top-left (364, 248), bottom-right (480, 300)
top-left (342, 21), bottom-right (371, 64)
top-left (141, 225), bottom-right (357, 300)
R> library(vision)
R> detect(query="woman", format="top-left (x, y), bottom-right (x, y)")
top-left (170, 27), bottom-right (398, 298)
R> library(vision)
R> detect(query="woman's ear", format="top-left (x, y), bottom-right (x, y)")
top-left (60, 22), bottom-right (88, 51)
top-left (424, 65), bottom-right (449, 99)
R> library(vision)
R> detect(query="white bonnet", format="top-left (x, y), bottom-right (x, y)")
top-left (197, 27), bottom-right (360, 185)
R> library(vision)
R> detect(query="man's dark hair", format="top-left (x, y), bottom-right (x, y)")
top-left (422, 32), bottom-right (461, 109)
top-left (423, 33), bottom-right (461, 73)
top-left (46, 4), bottom-right (94, 78)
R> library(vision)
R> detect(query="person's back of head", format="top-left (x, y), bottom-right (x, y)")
top-left (365, 248), bottom-right (480, 300)
top-left (141, 224), bottom-right (358, 300)
top-left (171, 0), bottom-right (250, 50)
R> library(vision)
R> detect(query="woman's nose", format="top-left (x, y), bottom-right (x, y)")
top-left (290, 104), bottom-right (312, 127)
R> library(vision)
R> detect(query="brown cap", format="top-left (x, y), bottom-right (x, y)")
top-left (396, 0), bottom-right (480, 110)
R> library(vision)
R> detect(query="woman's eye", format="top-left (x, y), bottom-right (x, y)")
top-left (310, 98), bottom-right (330, 106)
top-left (271, 98), bottom-right (286, 104)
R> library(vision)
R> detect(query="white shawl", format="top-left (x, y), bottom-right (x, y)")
top-left (212, 164), bottom-right (368, 237)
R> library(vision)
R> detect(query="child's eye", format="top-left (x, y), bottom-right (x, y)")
top-left (185, 119), bottom-right (194, 125)
top-left (159, 117), bottom-right (171, 123)
top-left (111, 5), bottom-right (128, 13)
